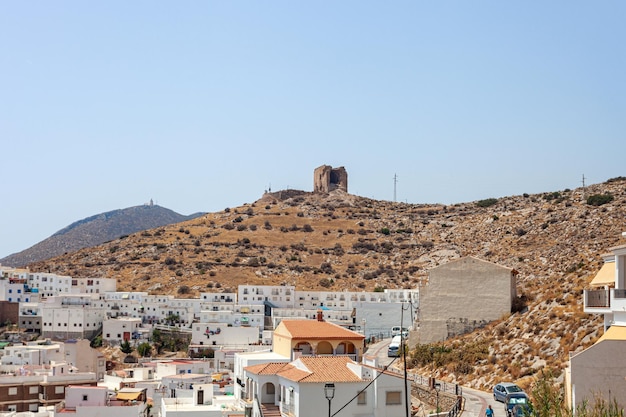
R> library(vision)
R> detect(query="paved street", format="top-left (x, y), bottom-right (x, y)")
top-left (364, 338), bottom-right (495, 417)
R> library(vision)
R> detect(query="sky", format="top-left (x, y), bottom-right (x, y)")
top-left (1, 1), bottom-right (625, 258)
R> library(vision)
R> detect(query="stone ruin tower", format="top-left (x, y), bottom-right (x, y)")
top-left (313, 165), bottom-right (348, 193)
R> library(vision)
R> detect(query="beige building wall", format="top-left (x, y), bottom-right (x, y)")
top-left (570, 339), bottom-right (626, 411)
top-left (272, 325), bottom-right (293, 358)
top-left (417, 257), bottom-right (516, 344)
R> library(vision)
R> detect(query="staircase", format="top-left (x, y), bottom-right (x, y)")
top-left (260, 403), bottom-right (281, 417)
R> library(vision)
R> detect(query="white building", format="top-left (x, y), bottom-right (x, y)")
top-left (56, 386), bottom-right (148, 417)
top-left (190, 323), bottom-right (259, 348)
top-left (102, 317), bottom-right (146, 346)
top-left (161, 390), bottom-right (243, 417)
top-left (568, 242), bottom-right (626, 411)
top-left (41, 295), bottom-right (105, 340)
top-left (243, 356), bottom-right (408, 417)
top-left (18, 302), bottom-right (42, 333)
top-left (1, 342), bottom-right (65, 366)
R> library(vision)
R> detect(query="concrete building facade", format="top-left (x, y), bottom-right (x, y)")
top-left (417, 256), bottom-right (517, 344)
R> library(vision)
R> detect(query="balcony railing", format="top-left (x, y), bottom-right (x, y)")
top-left (585, 288), bottom-right (626, 310)
top-left (585, 289), bottom-right (610, 308)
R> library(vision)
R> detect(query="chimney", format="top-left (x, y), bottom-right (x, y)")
top-left (316, 309), bottom-right (324, 321)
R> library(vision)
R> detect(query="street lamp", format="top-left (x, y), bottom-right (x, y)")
top-left (434, 382), bottom-right (441, 415)
top-left (324, 383), bottom-right (335, 417)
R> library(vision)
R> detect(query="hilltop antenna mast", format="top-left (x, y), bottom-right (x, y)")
top-left (393, 174), bottom-right (398, 202)
top-left (581, 174), bottom-right (587, 201)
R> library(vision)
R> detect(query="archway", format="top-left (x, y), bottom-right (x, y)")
top-left (294, 341), bottom-right (313, 355)
top-left (261, 382), bottom-right (276, 404)
top-left (316, 341), bottom-right (333, 355)
top-left (335, 341), bottom-right (356, 355)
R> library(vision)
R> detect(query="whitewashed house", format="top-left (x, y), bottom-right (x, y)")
top-left (568, 241), bottom-right (626, 411)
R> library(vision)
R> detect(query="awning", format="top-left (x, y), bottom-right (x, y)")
top-left (589, 262), bottom-right (615, 287)
top-left (596, 325), bottom-right (626, 344)
top-left (116, 391), bottom-right (142, 401)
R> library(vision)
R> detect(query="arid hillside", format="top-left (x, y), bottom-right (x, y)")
top-left (29, 177), bottom-right (626, 390)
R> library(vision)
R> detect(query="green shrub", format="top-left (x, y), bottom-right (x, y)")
top-left (587, 194), bottom-right (614, 206)
top-left (476, 198), bottom-right (498, 208)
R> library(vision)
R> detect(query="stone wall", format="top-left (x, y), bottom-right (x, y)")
top-left (314, 165), bottom-right (348, 193)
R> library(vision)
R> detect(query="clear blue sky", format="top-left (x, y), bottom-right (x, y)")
top-left (1, 1), bottom-right (625, 258)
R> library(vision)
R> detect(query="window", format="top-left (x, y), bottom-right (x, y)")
top-left (55, 386), bottom-right (65, 394)
top-left (83, 395), bottom-right (88, 401)
top-left (386, 391), bottom-right (402, 405)
top-left (357, 391), bottom-right (367, 405)
top-left (8, 387), bottom-right (17, 395)
top-left (29, 386), bottom-right (38, 394)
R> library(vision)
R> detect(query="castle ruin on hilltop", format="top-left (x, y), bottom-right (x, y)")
top-left (313, 165), bottom-right (348, 193)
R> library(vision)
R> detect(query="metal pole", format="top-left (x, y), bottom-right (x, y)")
top-left (402, 302), bottom-right (409, 417)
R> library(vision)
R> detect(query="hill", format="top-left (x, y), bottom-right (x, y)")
top-left (0, 203), bottom-right (205, 267)
top-left (25, 178), bottom-right (626, 390)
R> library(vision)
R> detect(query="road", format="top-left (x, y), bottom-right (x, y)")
top-left (365, 338), bottom-right (497, 417)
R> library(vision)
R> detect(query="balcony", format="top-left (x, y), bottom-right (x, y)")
top-left (584, 288), bottom-right (626, 313)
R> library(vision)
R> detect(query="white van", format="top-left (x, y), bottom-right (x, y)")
top-left (387, 335), bottom-right (402, 357)
top-left (391, 326), bottom-right (409, 338)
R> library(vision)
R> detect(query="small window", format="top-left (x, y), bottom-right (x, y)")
top-left (386, 391), bottom-right (402, 405)
top-left (55, 386), bottom-right (65, 394)
top-left (8, 387), bottom-right (17, 395)
top-left (357, 391), bottom-right (367, 405)
top-left (83, 395), bottom-right (88, 401)
top-left (29, 386), bottom-right (38, 394)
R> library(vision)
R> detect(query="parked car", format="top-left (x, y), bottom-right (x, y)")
top-left (391, 326), bottom-right (410, 338)
top-left (511, 403), bottom-right (533, 417)
top-left (493, 382), bottom-right (524, 402)
top-left (504, 392), bottom-right (530, 417)
top-left (387, 335), bottom-right (402, 357)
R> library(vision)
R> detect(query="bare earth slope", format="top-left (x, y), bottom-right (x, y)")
top-left (27, 178), bottom-right (626, 389)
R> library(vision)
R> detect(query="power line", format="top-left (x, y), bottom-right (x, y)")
top-left (331, 357), bottom-right (399, 417)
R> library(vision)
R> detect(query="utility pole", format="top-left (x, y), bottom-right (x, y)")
top-left (393, 174), bottom-right (398, 202)
top-left (581, 174), bottom-right (587, 201)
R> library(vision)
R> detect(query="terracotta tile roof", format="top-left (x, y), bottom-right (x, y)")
top-left (245, 362), bottom-right (293, 375)
top-left (280, 357), bottom-right (362, 383)
top-left (245, 357), bottom-right (364, 383)
top-left (275, 320), bottom-right (365, 340)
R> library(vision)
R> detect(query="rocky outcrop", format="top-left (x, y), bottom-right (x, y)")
top-left (314, 165), bottom-right (348, 193)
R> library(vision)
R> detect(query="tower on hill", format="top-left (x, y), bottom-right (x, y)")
top-left (314, 165), bottom-right (348, 193)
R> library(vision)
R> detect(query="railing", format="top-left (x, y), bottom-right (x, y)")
top-left (254, 395), bottom-right (263, 417)
top-left (280, 400), bottom-right (294, 416)
top-left (584, 289), bottom-right (610, 308)
top-left (299, 353), bottom-right (358, 361)
top-left (447, 396), bottom-right (463, 417)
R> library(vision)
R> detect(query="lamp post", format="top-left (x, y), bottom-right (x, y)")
top-left (324, 383), bottom-right (335, 417)
top-left (434, 382), bottom-right (441, 415)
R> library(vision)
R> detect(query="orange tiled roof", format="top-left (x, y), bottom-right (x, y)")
top-left (275, 320), bottom-right (365, 340)
top-left (245, 357), bottom-right (364, 383)
top-left (245, 362), bottom-right (294, 375)
top-left (281, 357), bottom-right (362, 383)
